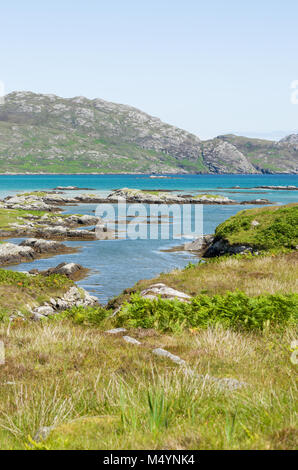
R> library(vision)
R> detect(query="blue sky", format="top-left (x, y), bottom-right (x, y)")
top-left (0, 0), bottom-right (297, 139)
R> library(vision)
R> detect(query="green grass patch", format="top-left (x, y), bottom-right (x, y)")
top-left (215, 204), bottom-right (298, 249)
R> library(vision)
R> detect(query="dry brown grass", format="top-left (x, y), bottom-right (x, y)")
top-left (115, 252), bottom-right (298, 303)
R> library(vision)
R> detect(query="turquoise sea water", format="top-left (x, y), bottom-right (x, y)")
top-left (1, 174), bottom-right (297, 303)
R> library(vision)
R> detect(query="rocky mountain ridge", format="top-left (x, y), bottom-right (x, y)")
top-left (0, 91), bottom-right (296, 174)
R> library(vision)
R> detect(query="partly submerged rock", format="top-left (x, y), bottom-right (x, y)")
top-left (52, 186), bottom-right (95, 191)
top-left (107, 188), bottom-right (235, 204)
top-left (30, 262), bottom-right (88, 281)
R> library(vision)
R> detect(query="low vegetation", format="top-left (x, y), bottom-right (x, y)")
top-left (0, 208), bottom-right (45, 231)
top-left (214, 204), bottom-right (298, 250)
top-left (112, 291), bottom-right (297, 333)
top-left (0, 208), bottom-right (67, 232)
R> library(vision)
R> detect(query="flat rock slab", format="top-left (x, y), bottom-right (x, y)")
top-left (105, 328), bottom-right (127, 334)
top-left (123, 336), bottom-right (141, 345)
top-left (152, 347), bottom-right (186, 365)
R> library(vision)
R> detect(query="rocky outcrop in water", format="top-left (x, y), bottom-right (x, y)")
top-left (183, 234), bottom-right (215, 253)
top-left (0, 239), bottom-right (77, 265)
top-left (107, 188), bottom-right (235, 204)
top-left (1, 192), bottom-right (107, 211)
top-left (0, 242), bottom-right (35, 265)
top-left (29, 262), bottom-right (88, 281)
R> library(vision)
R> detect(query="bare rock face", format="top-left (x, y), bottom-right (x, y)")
top-left (202, 140), bottom-right (258, 174)
top-left (140, 283), bottom-right (191, 302)
top-left (203, 238), bottom-right (254, 257)
top-left (279, 133), bottom-right (298, 149)
top-left (184, 234), bottom-right (214, 252)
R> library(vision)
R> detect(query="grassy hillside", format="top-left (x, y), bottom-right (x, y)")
top-left (0, 92), bottom-right (207, 174)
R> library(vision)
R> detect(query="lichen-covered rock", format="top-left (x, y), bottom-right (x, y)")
top-left (34, 305), bottom-right (55, 316)
top-left (30, 262), bottom-right (89, 281)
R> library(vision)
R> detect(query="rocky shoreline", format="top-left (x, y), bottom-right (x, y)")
top-left (0, 187), bottom-right (277, 307)
top-left (0, 238), bottom-right (79, 266)
top-left (0, 188), bottom-right (272, 243)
